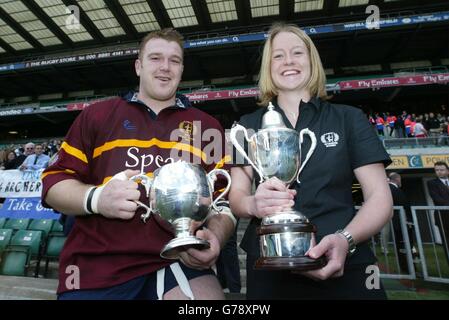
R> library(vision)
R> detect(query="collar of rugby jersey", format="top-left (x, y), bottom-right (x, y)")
top-left (271, 96), bottom-right (321, 130)
top-left (122, 91), bottom-right (191, 120)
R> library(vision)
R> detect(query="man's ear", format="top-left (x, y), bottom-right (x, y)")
top-left (135, 59), bottom-right (141, 77)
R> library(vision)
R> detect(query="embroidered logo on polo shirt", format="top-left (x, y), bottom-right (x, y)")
top-left (179, 121), bottom-right (197, 141)
top-left (321, 132), bottom-right (339, 147)
top-left (123, 120), bottom-right (137, 131)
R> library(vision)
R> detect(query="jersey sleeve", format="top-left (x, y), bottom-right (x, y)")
top-left (41, 106), bottom-right (97, 208)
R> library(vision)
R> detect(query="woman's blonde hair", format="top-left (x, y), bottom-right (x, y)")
top-left (258, 22), bottom-right (328, 106)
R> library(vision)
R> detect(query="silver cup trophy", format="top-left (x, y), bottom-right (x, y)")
top-left (230, 102), bottom-right (325, 271)
top-left (130, 161), bottom-right (231, 260)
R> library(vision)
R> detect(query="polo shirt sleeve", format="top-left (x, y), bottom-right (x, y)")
top-left (41, 106), bottom-right (96, 208)
top-left (347, 108), bottom-right (392, 170)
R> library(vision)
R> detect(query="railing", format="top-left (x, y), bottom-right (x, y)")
top-left (357, 205), bottom-right (449, 283)
top-left (383, 136), bottom-right (449, 149)
top-left (374, 206), bottom-right (416, 280)
top-left (411, 206), bottom-right (449, 284)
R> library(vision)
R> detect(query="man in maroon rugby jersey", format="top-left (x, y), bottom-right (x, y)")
top-left (42, 28), bottom-right (236, 300)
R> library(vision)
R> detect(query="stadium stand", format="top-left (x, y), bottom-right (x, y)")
top-left (0, 0), bottom-right (448, 300)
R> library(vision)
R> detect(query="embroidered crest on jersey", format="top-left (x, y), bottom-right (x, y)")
top-left (321, 132), bottom-right (339, 148)
top-left (179, 121), bottom-right (197, 141)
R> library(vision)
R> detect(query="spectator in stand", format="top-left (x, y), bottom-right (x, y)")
top-left (423, 113), bottom-right (430, 131)
top-left (386, 112), bottom-right (396, 137)
top-left (404, 115), bottom-right (413, 137)
top-left (368, 114), bottom-right (376, 127)
top-left (413, 118), bottom-right (427, 138)
top-left (16, 142), bottom-right (35, 165)
top-left (375, 113), bottom-right (385, 136)
top-left (439, 121), bottom-right (449, 146)
top-left (41, 142), bottom-right (50, 156)
top-left (395, 113), bottom-right (406, 138)
top-left (19, 144), bottom-right (50, 170)
top-left (428, 112), bottom-right (442, 137)
top-left (0, 150), bottom-right (21, 170)
top-left (410, 117), bottom-right (416, 137)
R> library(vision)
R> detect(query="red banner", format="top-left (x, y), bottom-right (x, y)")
top-left (65, 73), bottom-right (449, 108)
top-left (185, 88), bottom-right (260, 101)
top-left (339, 73), bottom-right (449, 90)
top-left (66, 98), bottom-right (109, 111)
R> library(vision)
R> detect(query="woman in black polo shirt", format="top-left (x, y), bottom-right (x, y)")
top-left (228, 23), bottom-right (393, 299)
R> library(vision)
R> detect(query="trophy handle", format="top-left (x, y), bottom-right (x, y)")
top-left (207, 169), bottom-right (232, 212)
top-left (130, 174), bottom-right (155, 223)
top-left (229, 123), bottom-right (265, 184)
top-left (297, 129), bottom-right (317, 184)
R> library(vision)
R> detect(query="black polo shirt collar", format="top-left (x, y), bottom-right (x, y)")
top-left (122, 91), bottom-right (190, 119)
top-left (271, 96), bottom-right (321, 130)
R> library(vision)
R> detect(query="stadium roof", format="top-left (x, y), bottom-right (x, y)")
top-left (0, 0), bottom-right (447, 58)
top-left (0, 0), bottom-right (448, 100)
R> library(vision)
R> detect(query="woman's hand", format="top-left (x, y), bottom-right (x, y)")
top-left (250, 177), bottom-right (296, 219)
top-left (295, 233), bottom-right (349, 280)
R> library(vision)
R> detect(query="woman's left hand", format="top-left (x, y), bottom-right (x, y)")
top-left (297, 233), bottom-right (349, 280)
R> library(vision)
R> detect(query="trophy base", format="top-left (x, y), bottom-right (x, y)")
top-left (254, 256), bottom-right (326, 271)
top-left (160, 236), bottom-right (210, 260)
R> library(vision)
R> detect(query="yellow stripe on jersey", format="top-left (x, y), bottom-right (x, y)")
top-left (214, 155), bottom-right (232, 170)
top-left (61, 142), bottom-right (88, 163)
top-left (93, 138), bottom-right (207, 162)
top-left (41, 169), bottom-right (76, 180)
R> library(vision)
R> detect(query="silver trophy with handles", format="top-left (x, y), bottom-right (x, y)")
top-left (230, 102), bottom-right (325, 270)
top-left (130, 161), bottom-right (231, 260)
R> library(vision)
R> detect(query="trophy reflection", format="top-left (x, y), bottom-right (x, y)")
top-left (131, 161), bottom-right (231, 260)
top-left (230, 102), bottom-right (325, 271)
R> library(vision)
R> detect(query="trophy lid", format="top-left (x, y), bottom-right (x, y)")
top-left (261, 102), bottom-right (287, 129)
top-left (262, 211), bottom-right (309, 225)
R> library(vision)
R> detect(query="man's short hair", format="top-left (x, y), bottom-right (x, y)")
top-left (138, 28), bottom-right (184, 60)
top-left (434, 161), bottom-right (449, 169)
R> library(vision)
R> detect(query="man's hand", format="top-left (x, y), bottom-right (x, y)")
top-left (251, 177), bottom-right (296, 218)
top-left (178, 228), bottom-right (221, 270)
top-left (297, 233), bottom-right (349, 281)
top-left (96, 169), bottom-right (141, 219)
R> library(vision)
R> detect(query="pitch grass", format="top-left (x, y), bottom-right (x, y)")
top-left (373, 243), bottom-right (449, 299)
top-left (374, 243), bottom-right (449, 277)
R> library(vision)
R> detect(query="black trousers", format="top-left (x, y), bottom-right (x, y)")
top-left (246, 254), bottom-right (387, 300)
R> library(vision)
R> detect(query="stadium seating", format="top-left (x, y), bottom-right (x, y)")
top-left (0, 228), bottom-right (13, 253)
top-left (0, 217), bottom-right (67, 278)
top-left (10, 230), bottom-right (43, 257)
top-left (0, 217), bottom-right (6, 228)
top-left (28, 219), bottom-right (54, 239)
top-left (4, 219), bottom-right (30, 232)
top-left (43, 234), bottom-right (66, 278)
top-left (0, 245), bottom-right (30, 276)
top-left (50, 220), bottom-right (63, 233)
top-left (0, 230), bottom-right (43, 277)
